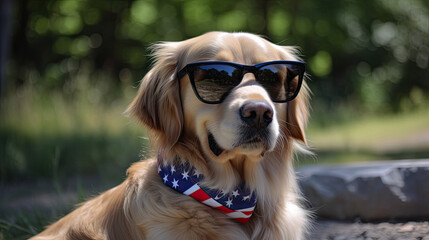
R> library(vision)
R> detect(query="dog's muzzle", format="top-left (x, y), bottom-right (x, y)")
top-left (208, 100), bottom-right (277, 156)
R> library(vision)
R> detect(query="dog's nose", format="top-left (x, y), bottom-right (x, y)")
top-left (240, 101), bottom-right (273, 129)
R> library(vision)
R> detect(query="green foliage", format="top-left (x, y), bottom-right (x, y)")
top-left (268, 11), bottom-right (291, 38)
top-left (309, 51), bottom-right (332, 77)
top-left (6, 0), bottom-right (428, 114)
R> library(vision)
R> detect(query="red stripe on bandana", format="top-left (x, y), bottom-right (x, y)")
top-left (189, 189), bottom-right (211, 202)
top-left (215, 205), bottom-right (235, 214)
top-left (235, 218), bottom-right (250, 223)
top-left (241, 211), bottom-right (253, 216)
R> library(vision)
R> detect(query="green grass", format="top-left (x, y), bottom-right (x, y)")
top-left (298, 109), bottom-right (429, 166)
top-left (0, 82), bottom-right (148, 183)
top-left (0, 212), bottom-right (48, 240)
top-left (307, 110), bottom-right (429, 150)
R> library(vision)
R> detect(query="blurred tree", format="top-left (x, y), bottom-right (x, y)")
top-left (4, 0), bottom-right (429, 113)
top-left (0, 0), bottom-right (12, 97)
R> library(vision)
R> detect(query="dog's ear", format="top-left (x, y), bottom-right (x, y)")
top-left (126, 42), bottom-right (183, 151)
top-left (286, 81), bottom-right (310, 144)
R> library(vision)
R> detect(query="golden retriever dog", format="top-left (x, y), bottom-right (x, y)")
top-left (32, 31), bottom-right (311, 240)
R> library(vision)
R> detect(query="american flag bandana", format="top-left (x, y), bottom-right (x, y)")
top-left (157, 152), bottom-right (257, 223)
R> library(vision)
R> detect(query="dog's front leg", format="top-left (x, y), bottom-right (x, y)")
top-left (247, 201), bottom-right (309, 240)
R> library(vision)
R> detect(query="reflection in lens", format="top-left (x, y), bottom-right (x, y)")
top-left (285, 68), bottom-right (300, 100)
top-left (257, 64), bottom-right (286, 101)
top-left (257, 64), bottom-right (300, 102)
top-left (193, 65), bottom-right (241, 102)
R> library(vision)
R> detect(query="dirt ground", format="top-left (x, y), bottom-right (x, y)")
top-left (310, 220), bottom-right (429, 240)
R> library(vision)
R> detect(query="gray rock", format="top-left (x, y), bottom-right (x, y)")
top-left (309, 220), bottom-right (429, 240)
top-left (297, 159), bottom-right (429, 220)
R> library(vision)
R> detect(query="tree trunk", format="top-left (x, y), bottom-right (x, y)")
top-left (0, 0), bottom-right (12, 97)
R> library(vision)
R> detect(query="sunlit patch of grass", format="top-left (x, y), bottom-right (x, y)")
top-left (307, 109), bottom-right (429, 150)
top-left (296, 150), bottom-right (378, 166)
top-left (297, 108), bottom-right (429, 167)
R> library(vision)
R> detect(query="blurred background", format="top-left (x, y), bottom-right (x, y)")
top-left (0, 0), bottom-right (428, 238)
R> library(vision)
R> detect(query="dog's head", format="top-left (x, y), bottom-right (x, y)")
top-left (127, 31), bottom-right (309, 169)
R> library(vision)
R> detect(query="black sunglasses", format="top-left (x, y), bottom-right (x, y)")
top-left (177, 61), bottom-right (305, 104)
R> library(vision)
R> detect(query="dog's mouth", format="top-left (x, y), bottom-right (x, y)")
top-left (208, 132), bottom-right (268, 157)
top-left (239, 137), bottom-right (264, 149)
top-left (208, 133), bottom-right (224, 156)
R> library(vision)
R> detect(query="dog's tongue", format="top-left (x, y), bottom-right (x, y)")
top-left (208, 133), bottom-right (224, 156)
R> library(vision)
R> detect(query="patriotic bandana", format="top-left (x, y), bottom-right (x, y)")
top-left (157, 152), bottom-right (257, 223)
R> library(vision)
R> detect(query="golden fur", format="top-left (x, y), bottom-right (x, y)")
top-left (31, 32), bottom-right (311, 240)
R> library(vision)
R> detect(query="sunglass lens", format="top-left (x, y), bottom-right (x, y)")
top-left (193, 65), bottom-right (241, 102)
top-left (257, 64), bottom-right (301, 102)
